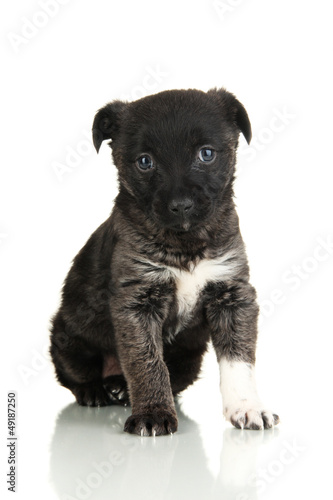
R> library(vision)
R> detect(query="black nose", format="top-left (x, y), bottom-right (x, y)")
top-left (168, 198), bottom-right (194, 216)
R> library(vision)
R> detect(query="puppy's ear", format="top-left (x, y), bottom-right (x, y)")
top-left (208, 88), bottom-right (252, 144)
top-left (92, 100), bottom-right (127, 153)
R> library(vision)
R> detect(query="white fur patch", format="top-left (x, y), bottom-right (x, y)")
top-left (167, 252), bottom-right (239, 323)
top-left (219, 358), bottom-right (277, 430)
top-left (134, 251), bottom-right (240, 335)
top-left (219, 359), bottom-right (262, 410)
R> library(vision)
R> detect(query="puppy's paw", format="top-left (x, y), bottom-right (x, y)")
top-left (225, 402), bottom-right (280, 430)
top-left (103, 375), bottom-right (130, 406)
top-left (72, 382), bottom-right (112, 407)
top-left (124, 409), bottom-right (178, 436)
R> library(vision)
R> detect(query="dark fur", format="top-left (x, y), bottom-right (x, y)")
top-left (50, 88), bottom-right (259, 436)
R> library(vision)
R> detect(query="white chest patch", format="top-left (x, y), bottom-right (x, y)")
top-left (164, 251), bottom-right (239, 332)
top-left (134, 251), bottom-right (240, 335)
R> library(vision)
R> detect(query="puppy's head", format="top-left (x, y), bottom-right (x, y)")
top-left (92, 88), bottom-right (251, 233)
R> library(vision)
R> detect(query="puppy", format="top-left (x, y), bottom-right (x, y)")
top-left (50, 88), bottom-right (279, 435)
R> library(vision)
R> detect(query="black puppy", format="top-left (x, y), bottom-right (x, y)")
top-left (50, 88), bottom-right (279, 436)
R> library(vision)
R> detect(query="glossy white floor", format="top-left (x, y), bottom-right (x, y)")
top-left (5, 335), bottom-right (331, 500)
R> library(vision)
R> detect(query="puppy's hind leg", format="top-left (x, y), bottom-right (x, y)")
top-left (50, 313), bottom-right (112, 407)
top-left (102, 354), bottom-right (130, 406)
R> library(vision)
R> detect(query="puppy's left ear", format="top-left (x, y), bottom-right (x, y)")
top-left (208, 88), bottom-right (252, 144)
top-left (92, 100), bottom-right (127, 153)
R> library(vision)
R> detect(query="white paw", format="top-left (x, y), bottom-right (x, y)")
top-left (224, 401), bottom-right (280, 430)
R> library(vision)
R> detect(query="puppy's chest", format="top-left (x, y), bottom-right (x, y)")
top-left (170, 263), bottom-right (218, 319)
top-left (160, 252), bottom-right (239, 334)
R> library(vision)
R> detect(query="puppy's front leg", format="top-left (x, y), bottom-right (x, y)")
top-left (205, 280), bottom-right (279, 430)
top-left (111, 283), bottom-right (177, 436)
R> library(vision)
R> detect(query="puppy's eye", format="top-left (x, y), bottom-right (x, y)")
top-left (199, 147), bottom-right (216, 163)
top-left (136, 154), bottom-right (154, 171)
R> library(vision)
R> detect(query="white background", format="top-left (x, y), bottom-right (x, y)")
top-left (1, 1), bottom-right (332, 499)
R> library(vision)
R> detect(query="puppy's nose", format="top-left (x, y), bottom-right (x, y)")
top-left (168, 198), bottom-right (194, 216)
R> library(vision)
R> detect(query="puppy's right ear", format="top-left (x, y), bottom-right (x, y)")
top-left (92, 101), bottom-right (127, 153)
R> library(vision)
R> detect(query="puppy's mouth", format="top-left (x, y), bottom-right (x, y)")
top-left (160, 214), bottom-right (198, 233)
top-left (172, 220), bottom-right (192, 232)
top-left (181, 220), bottom-right (191, 231)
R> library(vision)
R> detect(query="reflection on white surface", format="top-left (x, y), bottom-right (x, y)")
top-left (49, 401), bottom-right (279, 500)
